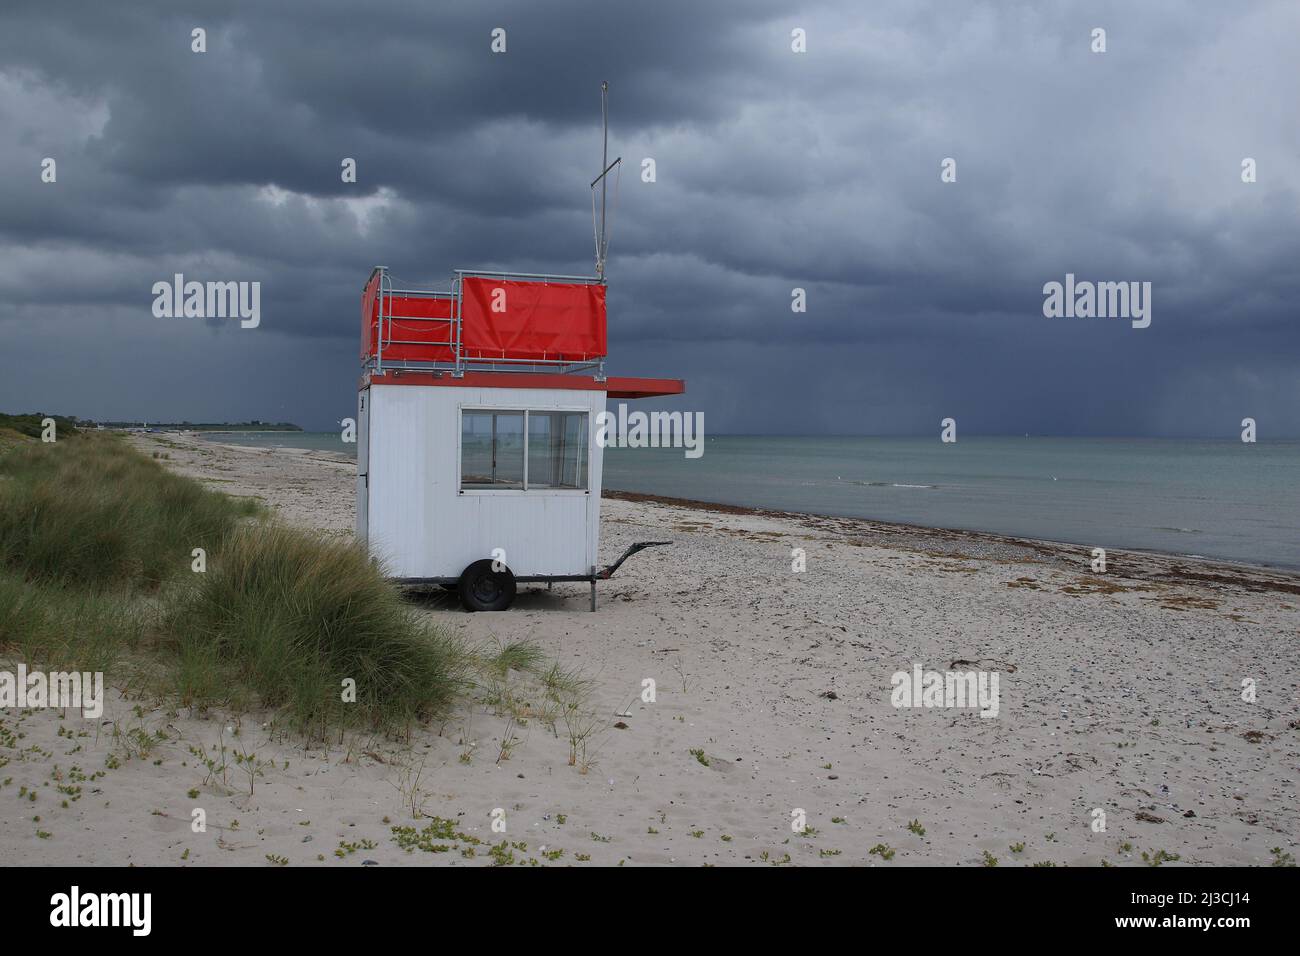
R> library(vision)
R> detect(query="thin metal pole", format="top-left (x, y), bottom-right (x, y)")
top-left (453, 275), bottom-right (464, 376)
top-left (455, 268), bottom-right (601, 283)
top-left (599, 80), bottom-right (608, 278)
top-left (376, 267), bottom-right (388, 374)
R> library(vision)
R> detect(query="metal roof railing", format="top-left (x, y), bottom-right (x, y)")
top-left (364, 267), bottom-right (607, 380)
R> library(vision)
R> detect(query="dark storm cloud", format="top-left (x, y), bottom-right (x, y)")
top-left (0, 0), bottom-right (1297, 435)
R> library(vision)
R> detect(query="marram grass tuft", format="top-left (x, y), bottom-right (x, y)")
top-left (164, 524), bottom-right (465, 734)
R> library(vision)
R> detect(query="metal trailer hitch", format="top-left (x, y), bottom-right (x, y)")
top-left (590, 540), bottom-right (672, 610)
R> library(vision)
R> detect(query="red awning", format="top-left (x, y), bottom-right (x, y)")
top-left (604, 377), bottom-right (685, 399)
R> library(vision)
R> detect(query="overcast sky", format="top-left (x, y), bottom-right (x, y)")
top-left (1, 0), bottom-right (1296, 435)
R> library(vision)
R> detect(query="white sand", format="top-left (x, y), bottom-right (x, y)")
top-left (2, 431), bottom-right (1296, 867)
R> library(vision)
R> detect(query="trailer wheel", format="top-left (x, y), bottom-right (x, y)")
top-left (458, 559), bottom-right (516, 612)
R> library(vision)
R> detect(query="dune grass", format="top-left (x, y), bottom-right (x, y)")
top-left (0, 433), bottom-right (468, 735)
top-left (0, 434), bottom-right (258, 589)
top-left (0, 569), bottom-right (146, 676)
top-left (0, 411), bottom-right (80, 441)
top-left (165, 525), bottom-right (466, 733)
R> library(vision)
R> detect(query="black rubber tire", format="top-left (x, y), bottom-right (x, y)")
top-left (457, 559), bottom-right (517, 612)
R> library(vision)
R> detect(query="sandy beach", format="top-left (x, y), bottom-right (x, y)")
top-left (2, 431), bottom-right (1296, 867)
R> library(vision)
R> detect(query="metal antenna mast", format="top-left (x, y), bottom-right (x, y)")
top-left (598, 79), bottom-right (608, 274)
top-left (591, 80), bottom-right (621, 279)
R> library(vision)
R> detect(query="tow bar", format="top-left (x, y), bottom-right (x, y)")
top-left (590, 540), bottom-right (672, 610)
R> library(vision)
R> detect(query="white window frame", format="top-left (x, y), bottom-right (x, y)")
top-left (457, 404), bottom-right (591, 496)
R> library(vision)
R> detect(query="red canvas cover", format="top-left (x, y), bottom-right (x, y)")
top-left (360, 272), bottom-right (381, 358)
top-left (361, 280), bottom-right (456, 363)
top-left (460, 277), bottom-right (606, 361)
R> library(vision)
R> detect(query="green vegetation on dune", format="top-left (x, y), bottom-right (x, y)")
top-left (0, 433), bottom-right (465, 735)
top-left (0, 434), bottom-right (257, 589)
top-left (0, 570), bottom-right (146, 677)
top-left (96, 420), bottom-right (303, 432)
top-left (0, 412), bottom-right (80, 440)
top-left (0, 429), bottom-right (32, 452)
top-left (165, 525), bottom-right (464, 732)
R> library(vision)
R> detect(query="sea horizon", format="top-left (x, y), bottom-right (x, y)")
top-left (200, 431), bottom-right (1300, 570)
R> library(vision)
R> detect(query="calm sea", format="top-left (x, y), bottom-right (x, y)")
top-left (203, 433), bottom-right (1300, 569)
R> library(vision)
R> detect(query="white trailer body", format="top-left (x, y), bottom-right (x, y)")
top-left (357, 382), bottom-right (604, 581)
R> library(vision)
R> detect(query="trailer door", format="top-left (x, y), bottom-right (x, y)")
top-left (356, 387), bottom-right (370, 541)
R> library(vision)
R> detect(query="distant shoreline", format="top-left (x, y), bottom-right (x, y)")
top-left (185, 430), bottom-right (1300, 579)
top-left (603, 490), bottom-right (1300, 584)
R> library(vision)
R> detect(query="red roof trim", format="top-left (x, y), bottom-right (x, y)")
top-left (363, 371), bottom-right (684, 399)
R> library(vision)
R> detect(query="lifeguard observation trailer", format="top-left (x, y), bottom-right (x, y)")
top-left (356, 266), bottom-right (683, 610)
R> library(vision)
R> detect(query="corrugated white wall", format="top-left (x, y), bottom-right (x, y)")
top-left (362, 383), bottom-right (604, 579)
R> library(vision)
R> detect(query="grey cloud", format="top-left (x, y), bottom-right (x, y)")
top-left (0, 0), bottom-right (1296, 435)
